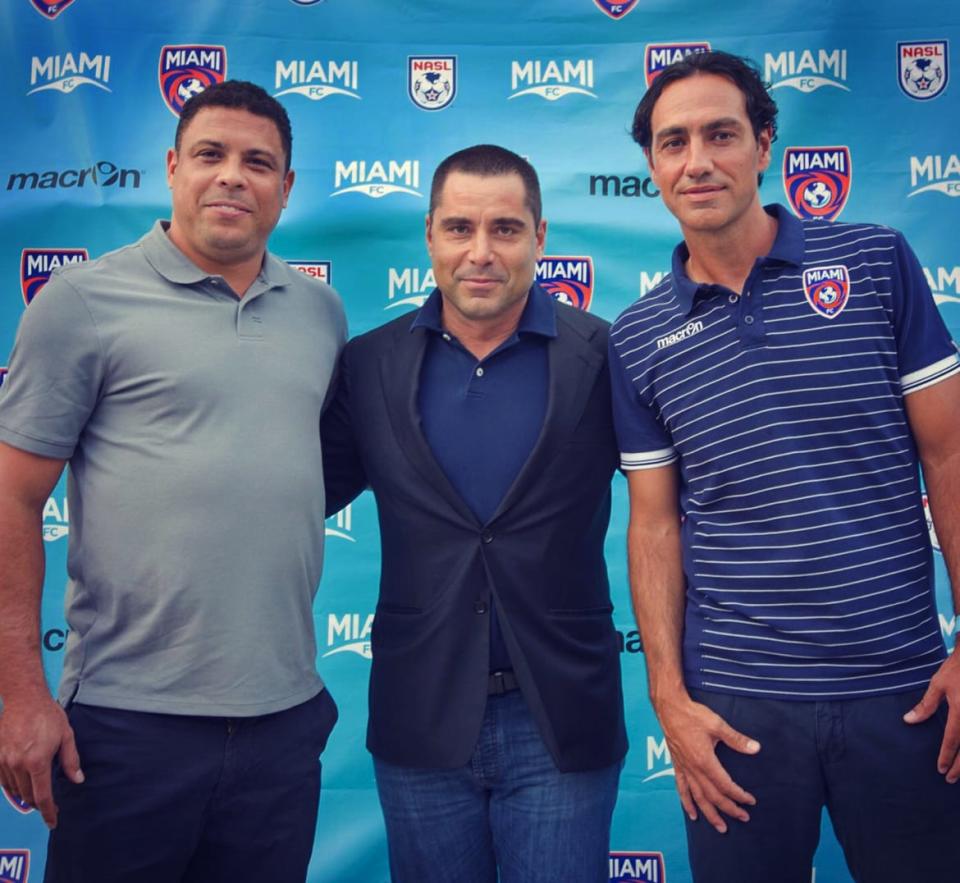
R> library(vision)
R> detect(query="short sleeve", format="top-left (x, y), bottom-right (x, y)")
top-left (608, 333), bottom-right (677, 471)
top-left (0, 273), bottom-right (104, 458)
top-left (889, 231), bottom-right (960, 395)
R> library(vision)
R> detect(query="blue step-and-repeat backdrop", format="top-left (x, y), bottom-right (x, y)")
top-left (1, 1), bottom-right (957, 881)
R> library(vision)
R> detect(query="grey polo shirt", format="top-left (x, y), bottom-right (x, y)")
top-left (0, 221), bottom-right (347, 716)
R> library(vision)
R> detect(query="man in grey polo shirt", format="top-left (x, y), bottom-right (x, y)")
top-left (0, 81), bottom-right (345, 883)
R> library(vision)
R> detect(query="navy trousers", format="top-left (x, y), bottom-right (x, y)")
top-left (686, 687), bottom-right (960, 883)
top-left (44, 688), bottom-right (337, 883)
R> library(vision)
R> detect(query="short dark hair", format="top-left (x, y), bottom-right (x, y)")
top-left (175, 80), bottom-right (293, 172)
top-left (429, 145), bottom-right (542, 226)
top-left (631, 51), bottom-right (778, 153)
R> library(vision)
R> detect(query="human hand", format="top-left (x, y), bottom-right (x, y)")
top-left (0, 694), bottom-right (83, 828)
top-left (904, 649), bottom-right (960, 783)
top-left (657, 695), bottom-right (760, 833)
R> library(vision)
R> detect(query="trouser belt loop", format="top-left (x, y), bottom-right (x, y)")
top-left (488, 670), bottom-right (519, 695)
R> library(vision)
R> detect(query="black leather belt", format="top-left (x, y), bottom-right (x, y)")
top-left (488, 670), bottom-right (519, 695)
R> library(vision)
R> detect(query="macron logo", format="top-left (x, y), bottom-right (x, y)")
top-left (655, 320), bottom-right (704, 350)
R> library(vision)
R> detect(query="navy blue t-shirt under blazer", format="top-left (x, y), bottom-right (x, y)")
top-left (412, 285), bottom-right (555, 671)
top-left (610, 205), bottom-right (959, 700)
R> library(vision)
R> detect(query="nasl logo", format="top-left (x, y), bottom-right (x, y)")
top-left (323, 612), bottom-right (373, 659)
top-left (909, 154), bottom-right (960, 198)
top-left (783, 146), bottom-right (851, 221)
top-left (288, 260), bottom-right (332, 286)
top-left (158, 45), bottom-right (227, 116)
top-left (387, 266), bottom-right (434, 310)
top-left (924, 265), bottom-right (960, 305)
top-left (594, 0), bottom-right (638, 20)
top-left (803, 265), bottom-right (850, 319)
top-left (2, 786), bottom-right (33, 815)
top-left (20, 249), bottom-right (88, 305)
top-left (609, 851), bottom-right (666, 882)
top-left (28, 53), bottom-right (111, 95)
top-left (43, 495), bottom-right (69, 542)
top-left (0, 849), bottom-right (29, 883)
top-left (332, 159), bottom-right (421, 199)
top-left (898, 41), bottom-right (949, 100)
top-left (274, 59), bottom-right (360, 101)
top-left (645, 42), bottom-right (711, 87)
top-left (536, 256), bottom-right (593, 311)
top-left (408, 56), bottom-right (456, 111)
top-left (509, 59), bottom-right (596, 101)
top-left (325, 503), bottom-right (354, 542)
top-left (764, 48), bottom-right (849, 93)
top-left (29, 0), bottom-right (76, 19)
top-left (922, 493), bottom-right (941, 552)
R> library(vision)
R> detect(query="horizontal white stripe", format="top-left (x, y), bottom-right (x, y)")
top-left (901, 354), bottom-right (960, 395)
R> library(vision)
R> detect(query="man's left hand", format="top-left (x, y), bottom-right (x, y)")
top-left (904, 649), bottom-right (960, 782)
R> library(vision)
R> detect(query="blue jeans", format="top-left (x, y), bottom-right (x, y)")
top-left (44, 689), bottom-right (338, 883)
top-left (373, 690), bottom-right (621, 883)
top-left (686, 687), bottom-right (960, 883)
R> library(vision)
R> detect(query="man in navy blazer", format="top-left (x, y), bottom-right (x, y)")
top-left (322, 144), bottom-right (627, 883)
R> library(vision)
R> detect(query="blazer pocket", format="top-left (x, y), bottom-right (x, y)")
top-left (375, 602), bottom-right (423, 615)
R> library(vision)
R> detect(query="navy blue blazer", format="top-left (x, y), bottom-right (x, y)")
top-left (322, 293), bottom-right (628, 773)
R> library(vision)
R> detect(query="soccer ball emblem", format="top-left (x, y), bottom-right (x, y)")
top-left (904, 58), bottom-right (943, 96)
top-left (803, 181), bottom-right (832, 209)
top-left (177, 78), bottom-right (206, 104)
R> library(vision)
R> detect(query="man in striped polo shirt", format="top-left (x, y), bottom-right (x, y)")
top-left (610, 50), bottom-right (960, 882)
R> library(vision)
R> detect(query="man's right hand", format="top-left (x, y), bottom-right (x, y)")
top-left (658, 693), bottom-right (760, 834)
top-left (0, 694), bottom-right (83, 829)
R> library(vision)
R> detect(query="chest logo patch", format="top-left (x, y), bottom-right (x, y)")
top-left (803, 265), bottom-right (850, 319)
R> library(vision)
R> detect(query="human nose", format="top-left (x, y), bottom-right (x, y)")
top-left (684, 138), bottom-right (713, 178)
top-left (467, 230), bottom-right (494, 264)
top-left (216, 155), bottom-right (246, 188)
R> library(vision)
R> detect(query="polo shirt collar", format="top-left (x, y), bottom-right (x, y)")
top-left (141, 219), bottom-right (288, 290)
top-left (410, 283), bottom-right (559, 339)
top-left (670, 203), bottom-right (805, 316)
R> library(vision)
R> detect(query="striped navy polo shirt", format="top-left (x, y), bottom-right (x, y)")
top-left (610, 204), bottom-right (959, 700)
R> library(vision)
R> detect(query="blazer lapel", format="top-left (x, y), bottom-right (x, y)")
top-left (379, 322), bottom-right (480, 525)
top-left (491, 313), bottom-right (604, 520)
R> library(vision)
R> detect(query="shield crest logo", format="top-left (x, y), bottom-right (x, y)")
top-left (594, 0), bottom-right (639, 20)
top-left (21, 249), bottom-right (89, 306)
top-left (783, 147), bottom-right (852, 222)
top-left (803, 265), bottom-right (850, 320)
top-left (158, 45), bottom-right (227, 117)
top-left (644, 43), bottom-right (712, 87)
top-left (28, 0), bottom-right (77, 19)
top-left (898, 41), bottom-right (949, 100)
top-left (2, 786), bottom-right (33, 814)
top-left (408, 56), bottom-right (456, 111)
top-left (0, 849), bottom-right (29, 883)
top-left (536, 256), bottom-right (594, 311)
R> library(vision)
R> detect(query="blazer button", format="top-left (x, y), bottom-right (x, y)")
top-left (481, 530), bottom-right (493, 544)
top-left (474, 600), bottom-right (488, 614)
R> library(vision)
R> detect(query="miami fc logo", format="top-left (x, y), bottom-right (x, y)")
top-left (158, 45), bottom-right (227, 116)
top-left (408, 56), bottom-right (456, 111)
top-left (645, 43), bottom-right (712, 87)
top-left (28, 0), bottom-right (77, 18)
top-left (594, 1), bottom-right (639, 19)
top-left (21, 248), bottom-right (89, 305)
top-left (0, 849), bottom-right (29, 883)
top-left (783, 146), bottom-right (851, 221)
top-left (609, 851), bottom-right (666, 882)
top-left (803, 265), bottom-right (850, 319)
top-left (536, 256), bottom-right (594, 311)
top-left (898, 41), bottom-right (949, 100)
top-left (2, 786), bottom-right (33, 815)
